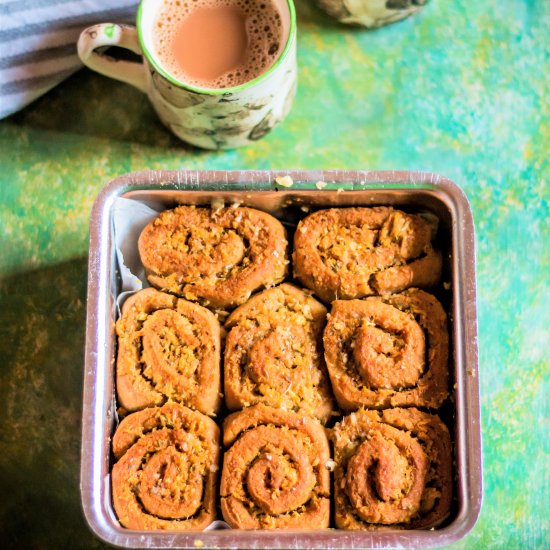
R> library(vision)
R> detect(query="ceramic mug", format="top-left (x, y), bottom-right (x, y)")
top-left (77, 0), bottom-right (297, 150)
top-left (315, 0), bottom-right (428, 28)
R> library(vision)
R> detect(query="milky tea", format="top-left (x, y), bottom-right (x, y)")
top-left (152, 0), bottom-right (287, 89)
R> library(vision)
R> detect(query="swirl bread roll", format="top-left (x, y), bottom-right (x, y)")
top-left (331, 408), bottom-right (452, 529)
top-left (220, 404), bottom-right (331, 529)
top-left (293, 207), bottom-right (442, 303)
top-left (138, 205), bottom-right (288, 309)
top-left (112, 403), bottom-right (220, 530)
top-left (116, 288), bottom-right (221, 416)
top-left (324, 289), bottom-right (448, 410)
top-left (224, 283), bottom-right (335, 423)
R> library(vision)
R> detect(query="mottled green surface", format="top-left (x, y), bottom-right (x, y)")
top-left (0, 0), bottom-right (548, 548)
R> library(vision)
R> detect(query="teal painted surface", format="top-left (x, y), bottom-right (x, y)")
top-left (0, 0), bottom-right (548, 547)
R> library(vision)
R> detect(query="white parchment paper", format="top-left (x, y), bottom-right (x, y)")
top-left (113, 197), bottom-right (161, 292)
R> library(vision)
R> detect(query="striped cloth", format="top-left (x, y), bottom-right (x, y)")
top-left (0, 0), bottom-right (138, 119)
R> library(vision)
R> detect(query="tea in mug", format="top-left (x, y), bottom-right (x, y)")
top-left (153, 0), bottom-right (286, 89)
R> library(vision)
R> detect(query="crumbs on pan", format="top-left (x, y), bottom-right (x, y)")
top-left (211, 197), bottom-right (224, 212)
top-left (275, 175), bottom-right (294, 188)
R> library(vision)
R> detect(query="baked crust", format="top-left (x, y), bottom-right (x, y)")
top-left (293, 207), bottom-right (442, 303)
top-left (116, 288), bottom-right (221, 415)
top-left (224, 283), bottom-right (335, 423)
top-left (324, 289), bottom-right (449, 410)
top-left (112, 404), bottom-right (220, 530)
top-left (138, 206), bottom-right (288, 309)
top-left (220, 404), bottom-right (331, 529)
top-left (331, 407), bottom-right (452, 529)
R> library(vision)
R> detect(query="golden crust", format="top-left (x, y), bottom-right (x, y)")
top-left (293, 207), bottom-right (442, 303)
top-left (138, 206), bottom-right (288, 309)
top-left (224, 284), bottom-right (335, 423)
top-left (331, 408), bottom-right (452, 529)
top-left (112, 404), bottom-right (220, 530)
top-left (116, 288), bottom-right (221, 416)
top-left (220, 404), bottom-right (330, 529)
top-left (324, 289), bottom-right (449, 410)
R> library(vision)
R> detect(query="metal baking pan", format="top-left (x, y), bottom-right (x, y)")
top-left (82, 170), bottom-right (482, 548)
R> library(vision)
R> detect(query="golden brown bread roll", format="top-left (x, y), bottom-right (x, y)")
top-left (324, 289), bottom-right (449, 410)
top-left (116, 288), bottom-right (221, 416)
top-left (331, 408), bottom-right (452, 529)
top-left (224, 283), bottom-right (335, 423)
top-left (293, 207), bottom-right (442, 303)
top-left (220, 404), bottom-right (331, 529)
top-left (112, 403), bottom-right (220, 530)
top-left (138, 205), bottom-right (288, 309)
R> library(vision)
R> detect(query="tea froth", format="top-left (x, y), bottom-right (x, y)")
top-left (153, 0), bottom-right (284, 89)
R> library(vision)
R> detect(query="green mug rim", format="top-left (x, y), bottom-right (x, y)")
top-left (136, 0), bottom-right (296, 96)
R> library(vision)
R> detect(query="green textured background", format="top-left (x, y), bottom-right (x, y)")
top-left (0, 0), bottom-right (548, 548)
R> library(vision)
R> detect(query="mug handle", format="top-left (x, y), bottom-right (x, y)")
top-left (77, 23), bottom-right (148, 93)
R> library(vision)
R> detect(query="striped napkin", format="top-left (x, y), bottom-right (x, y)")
top-left (0, 0), bottom-right (138, 119)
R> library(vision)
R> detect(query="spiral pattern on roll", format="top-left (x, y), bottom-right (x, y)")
top-left (116, 288), bottom-right (221, 416)
top-left (331, 408), bottom-right (452, 529)
top-left (293, 207), bottom-right (442, 303)
top-left (220, 404), bottom-right (330, 529)
top-left (138, 206), bottom-right (288, 309)
top-left (324, 289), bottom-right (448, 410)
top-left (111, 404), bottom-right (220, 530)
top-left (224, 283), bottom-right (335, 423)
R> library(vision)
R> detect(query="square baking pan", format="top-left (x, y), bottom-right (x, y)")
top-left (81, 170), bottom-right (482, 548)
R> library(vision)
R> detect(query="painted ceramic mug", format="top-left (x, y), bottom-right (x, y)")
top-left (77, 0), bottom-right (297, 149)
top-left (315, 0), bottom-right (429, 28)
